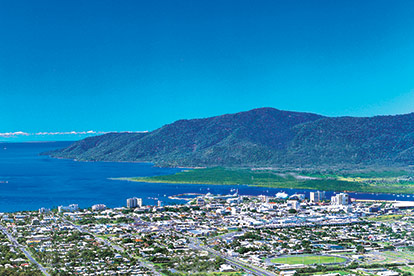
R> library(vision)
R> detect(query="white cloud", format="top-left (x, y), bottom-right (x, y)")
top-left (0, 130), bottom-right (147, 138)
top-left (0, 131), bottom-right (30, 137)
top-left (34, 131), bottom-right (103, 136)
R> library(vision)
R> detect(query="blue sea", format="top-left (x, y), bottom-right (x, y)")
top-left (0, 142), bottom-right (413, 212)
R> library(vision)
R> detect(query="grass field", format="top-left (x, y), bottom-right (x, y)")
top-left (271, 255), bottom-right (347, 265)
top-left (367, 215), bottom-right (404, 222)
top-left (400, 266), bottom-right (414, 274)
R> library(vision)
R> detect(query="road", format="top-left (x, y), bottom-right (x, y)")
top-left (0, 225), bottom-right (51, 276)
top-left (68, 217), bottom-right (274, 275)
top-left (207, 229), bottom-right (246, 243)
top-left (179, 232), bottom-right (277, 276)
top-left (64, 218), bottom-right (162, 276)
top-left (63, 217), bottom-right (275, 276)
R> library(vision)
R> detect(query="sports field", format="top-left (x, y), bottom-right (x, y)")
top-left (271, 255), bottom-right (347, 265)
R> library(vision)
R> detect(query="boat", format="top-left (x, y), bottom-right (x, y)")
top-left (147, 197), bottom-right (158, 200)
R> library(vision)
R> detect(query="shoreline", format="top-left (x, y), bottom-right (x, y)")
top-left (46, 153), bottom-right (414, 195)
top-left (46, 155), bottom-right (205, 169)
top-left (112, 177), bottom-right (414, 195)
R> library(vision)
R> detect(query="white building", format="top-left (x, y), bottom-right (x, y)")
top-left (289, 193), bottom-right (305, 201)
top-left (126, 197), bottom-right (143, 208)
top-left (310, 191), bottom-right (326, 202)
top-left (258, 195), bottom-right (269, 203)
top-left (92, 204), bottom-right (107, 211)
top-left (287, 200), bottom-right (300, 210)
top-left (58, 204), bottom-right (79, 213)
top-left (331, 193), bottom-right (350, 205)
top-left (39, 207), bottom-right (50, 214)
top-left (127, 198), bottom-right (137, 208)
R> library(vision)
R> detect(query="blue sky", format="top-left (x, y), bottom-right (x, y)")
top-left (1, 0), bottom-right (414, 141)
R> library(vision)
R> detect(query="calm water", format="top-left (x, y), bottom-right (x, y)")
top-left (0, 142), bottom-right (413, 212)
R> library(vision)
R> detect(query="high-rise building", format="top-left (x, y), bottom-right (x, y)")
top-left (310, 191), bottom-right (326, 202)
top-left (331, 193), bottom-right (350, 205)
top-left (127, 197), bottom-right (137, 208)
top-left (126, 197), bottom-right (143, 208)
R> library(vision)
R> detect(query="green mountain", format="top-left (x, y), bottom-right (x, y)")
top-left (47, 108), bottom-right (414, 168)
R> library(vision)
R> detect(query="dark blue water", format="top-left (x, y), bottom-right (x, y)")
top-left (0, 142), bottom-right (413, 212)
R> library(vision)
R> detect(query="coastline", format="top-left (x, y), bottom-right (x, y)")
top-left (45, 154), bottom-right (155, 165)
top-left (112, 176), bottom-right (414, 195)
top-left (46, 154), bottom-right (203, 169)
top-left (47, 151), bottom-right (414, 195)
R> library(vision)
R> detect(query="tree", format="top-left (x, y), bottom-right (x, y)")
top-left (356, 245), bottom-right (366, 253)
top-left (288, 209), bottom-right (297, 214)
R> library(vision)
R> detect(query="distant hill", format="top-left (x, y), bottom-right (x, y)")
top-left (46, 108), bottom-right (414, 168)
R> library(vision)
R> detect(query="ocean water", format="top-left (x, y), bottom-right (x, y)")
top-left (0, 142), bottom-right (413, 212)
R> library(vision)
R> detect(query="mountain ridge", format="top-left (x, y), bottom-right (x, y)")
top-left (46, 107), bottom-right (414, 168)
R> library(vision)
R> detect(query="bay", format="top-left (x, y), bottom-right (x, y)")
top-left (0, 142), bottom-right (412, 212)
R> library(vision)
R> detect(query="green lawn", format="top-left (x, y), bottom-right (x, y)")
top-left (271, 255), bottom-right (347, 265)
top-left (367, 215), bottom-right (404, 222)
top-left (400, 266), bottom-right (414, 274)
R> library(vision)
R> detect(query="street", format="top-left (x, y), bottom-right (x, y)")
top-left (179, 232), bottom-right (277, 276)
top-left (0, 225), bottom-right (51, 276)
top-left (64, 218), bottom-right (162, 276)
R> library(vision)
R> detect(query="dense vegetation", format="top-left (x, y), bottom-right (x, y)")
top-left (47, 107), bottom-right (414, 168)
top-left (125, 167), bottom-right (414, 194)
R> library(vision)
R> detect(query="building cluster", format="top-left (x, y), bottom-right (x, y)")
top-left (57, 204), bottom-right (79, 213)
top-left (0, 229), bottom-right (43, 275)
top-left (0, 191), bottom-right (414, 276)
